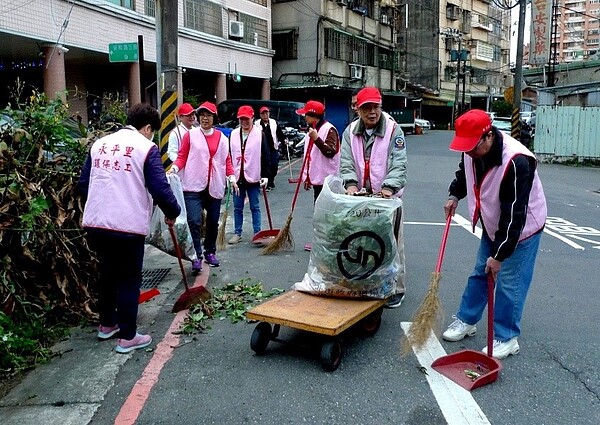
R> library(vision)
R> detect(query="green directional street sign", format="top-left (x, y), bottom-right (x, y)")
top-left (108, 42), bottom-right (139, 63)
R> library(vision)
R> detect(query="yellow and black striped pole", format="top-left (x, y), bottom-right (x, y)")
top-left (159, 90), bottom-right (177, 169)
top-left (511, 107), bottom-right (521, 140)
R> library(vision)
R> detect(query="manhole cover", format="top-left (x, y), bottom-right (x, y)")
top-left (141, 268), bottom-right (170, 289)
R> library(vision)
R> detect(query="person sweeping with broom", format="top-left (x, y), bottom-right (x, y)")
top-left (228, 105), bottom-right (271, 244)
top-left (339, 87), bottom-right (407, 309)
top-left (79, 103), bottom-right (181, 353)
top-left (295, 100), bottom-right (340, 251)
top-left (440, 109), bottom-right (547, 359)
top-left (168, 101), bottom-right (238, 272)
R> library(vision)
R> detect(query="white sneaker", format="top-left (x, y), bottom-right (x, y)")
top-left (228, 234), bottom-right (242, 244)
top-left (482, 338), bottom-right (520, 359)
top-left (442, 317), bottom-right (477, 341)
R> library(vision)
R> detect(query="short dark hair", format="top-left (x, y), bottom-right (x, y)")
top-left (127, 103), bottom-right (161, 131)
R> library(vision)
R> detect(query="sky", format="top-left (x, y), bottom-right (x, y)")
top-left (510, 2), bottom-right (531, 63)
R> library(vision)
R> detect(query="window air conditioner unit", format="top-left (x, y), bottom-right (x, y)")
top-left (381, 15), bottom-right (389, 25)
top-left (350, 64), bottom-right (363, 80)
top-left (229, 21), bottom-right (244, 40)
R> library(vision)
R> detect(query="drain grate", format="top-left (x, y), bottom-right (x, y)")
top-left (141, 268), bottom-right (171, 289)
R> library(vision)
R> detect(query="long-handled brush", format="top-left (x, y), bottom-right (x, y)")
top-left (261, 142), bottom-right (312, 255)
top-left (402, 214), bottom-right (452, 353)
top-left (216, 186), bottom-right (231, 250)
top-left (170, 223), bottom-right (211, 313)
top-left (286, 140), bottom-right (299, 184)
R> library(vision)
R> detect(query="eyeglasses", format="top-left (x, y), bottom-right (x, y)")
top-left (468, 132), bottom-right (489, 153)
top-left (198, 113), bottom-right (213, 118)
top-left (359, 104), bottom-right (381, 112)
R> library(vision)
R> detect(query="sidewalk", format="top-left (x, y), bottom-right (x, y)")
top-left (0, 244), bottom-right (205, 425)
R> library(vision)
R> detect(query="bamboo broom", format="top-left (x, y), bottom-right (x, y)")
top-left (261, 140), bottom-right (312, 255)
top-left (402, 214), bottom-right (452, 354)
top-left (216, 186), bottom-right (231, 250)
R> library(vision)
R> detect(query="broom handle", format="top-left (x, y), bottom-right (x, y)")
top-left (487, 273), bottom-right (495, 357)
top-left (434, 214), bottom-right (452, 273)
top-left (262, 187), bottom-right (274, 230)
top-left (290, 138), bottom-right (312, 212)
top-left (168, 222), bottom-right (190, 291)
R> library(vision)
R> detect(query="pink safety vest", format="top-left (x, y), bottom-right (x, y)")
top-left (464, 133), bottom-right (547, 241)
top-left (302, 122), bottom-right (340, 185)
top-left (82, 127), bottom-right (154, 235)
top-left (229, 126), bottom-right (262, 183)
top-left (179, 128), bottom-right (229, 199)
top-left (349, 114), bottom-right (400, 196)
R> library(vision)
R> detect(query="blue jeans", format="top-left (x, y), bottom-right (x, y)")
top-left (456, 231), bottom-right (542, 342)
top-left (184, 189), bottom-right (222, 257)
top-left (233, 182), bottom-right (261, 236)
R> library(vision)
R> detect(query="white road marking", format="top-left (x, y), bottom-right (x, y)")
top-left (401, 322), bottom-right (492, 425)
top-left (543, 227), bottom-right (585, 250)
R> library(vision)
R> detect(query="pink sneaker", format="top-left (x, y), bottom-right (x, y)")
top-left (115, 333), bottom-right (152, 354)
top-left (97, 325), bottom-right (120, 340)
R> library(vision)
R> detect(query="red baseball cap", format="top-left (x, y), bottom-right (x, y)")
top-left (237, 105), bottom-right (254, 119)
top-left (178, 103), bottom-right (195, 116)
top-left (295, 100), bottom-right (325, 116)
top-left (197, 101), bottom-right (217, 115)
top-left (259, 106), bottom-right (269, 113)
top-left (356, 87), bottom-right (382, 108)
top-left (449, 109), bottom-right (492, 152)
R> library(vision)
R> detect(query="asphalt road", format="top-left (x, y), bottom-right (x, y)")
top-left (91, 129), bottom-right (600, 424)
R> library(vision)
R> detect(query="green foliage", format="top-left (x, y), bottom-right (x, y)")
top-left (491, 99), bottom-right (512, 117)
top-left (183, 90), bottom-right (201, 108)
top-left (179, 279), bottom-right (284, 334)
top-left (0, 311), bottom-right (69, 376)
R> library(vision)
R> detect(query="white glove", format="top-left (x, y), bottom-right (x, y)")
top-left (259, 178), bottom-right (268, 187)
top-left (228, 175), bottom-right (237, 184)
top-left (167, 164), bottom-right (179, 174)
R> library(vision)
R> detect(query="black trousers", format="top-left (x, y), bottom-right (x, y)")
top-left (87, 231), bottom-right (145, 340)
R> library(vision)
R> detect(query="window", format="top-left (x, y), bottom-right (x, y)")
top-left (106, 0), bottom-right (134, 9)
top-left (446, 4), bottom-right (460, 21)
top-left (273, 29), bottom-right (298, 60)
top-left (145, 0), bottom-right (155, 17)
top-left (238, 13), bottom-right (268, 47)
top-left (324, 28), bottom-right (377, 66)
top-left (184, 0), bottom-right (223, 37)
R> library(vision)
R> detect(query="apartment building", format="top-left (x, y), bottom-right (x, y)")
top-left (551, 0), bottom-right (600, 63)
top-left (270, 0), bottom-right (402, 131)
top-left (400, 0), bottom-right (512, 123)
top-left (0, 0), bottom-right (274, 122)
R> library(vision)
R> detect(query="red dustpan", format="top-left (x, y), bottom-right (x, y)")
top-left (431, 274), bottom-right (502, 391)
top-left (252, 187), bottom-right (280, 245)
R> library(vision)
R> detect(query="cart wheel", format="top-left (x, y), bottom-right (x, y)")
top-left (361, 307), bottom-right (383, 337)
top-left (250, 322), bottom-right (272, 354)
top-left (320, 340), bottom-right (343, 372)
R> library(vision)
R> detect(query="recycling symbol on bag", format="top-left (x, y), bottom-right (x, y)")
top-left (336, 231), bottom-right (385, 280)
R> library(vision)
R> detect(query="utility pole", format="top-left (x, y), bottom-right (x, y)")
top-left (156, 0), bottom-right (179, 169)
top-left (511, 0), bottom-right (526, 140)
top-left (440, 28), bottom-right (463, 128)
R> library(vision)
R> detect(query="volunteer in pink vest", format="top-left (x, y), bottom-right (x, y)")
top-left (295, 100), bottom-right (340, 203)
top-left (339, 87), bottom-right (407, 309)
top-left (79, 103), bottom-right (181, 354)
top-left (167, 102), bottom-right (196, 163)
top-left (169, 101), bottom-right (237, 272)
top-left (442, 109), bottom-right (547, 360)
top-left (228, 105), bottom-right (271, 244)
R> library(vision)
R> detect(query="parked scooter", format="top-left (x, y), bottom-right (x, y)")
top-left (279, 127), bottom-right (306, 160)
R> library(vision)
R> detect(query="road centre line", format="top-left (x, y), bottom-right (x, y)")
top-left (400, 322), bottom-right (491, 425)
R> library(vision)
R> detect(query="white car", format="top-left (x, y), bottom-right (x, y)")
top-left (414, 118), bottom-right (431, 132)
top-left (520, 111), bottom-right (535, 124)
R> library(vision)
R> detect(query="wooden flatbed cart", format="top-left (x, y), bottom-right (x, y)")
top-left (246, 290), bottom-right (386, 371)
